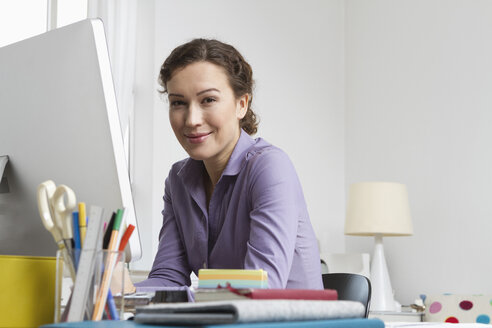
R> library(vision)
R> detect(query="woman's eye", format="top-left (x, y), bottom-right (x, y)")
top-left (202, 97), bottom-right (216, 104)
top-left (170, 100), bottom-right (185, 108)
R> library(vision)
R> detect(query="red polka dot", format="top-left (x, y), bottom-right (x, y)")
top-left (445, 317), bottom-right (459, 323)
top-left (460, 300), bottom-right (473, 310)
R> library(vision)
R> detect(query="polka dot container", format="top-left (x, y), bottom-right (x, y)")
top-left (424, 294), bottom-right (492, 324)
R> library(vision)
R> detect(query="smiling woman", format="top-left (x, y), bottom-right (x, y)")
top-left (135, 39), bottom-right (322, 289)
top-left (166, 61), bottom-right (248, 185)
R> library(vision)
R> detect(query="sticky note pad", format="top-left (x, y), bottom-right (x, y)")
top-left (198, 269), bottom-right (268, 289)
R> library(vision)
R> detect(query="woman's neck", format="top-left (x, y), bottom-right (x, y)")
top-left (202, 130), bottom-right (241, 206)
top-left (203, 160), bottom-right (226, 209)
top-left (203, 130), bottom-right (240, 186)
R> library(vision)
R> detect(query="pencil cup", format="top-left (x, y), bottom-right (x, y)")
top-left (55, 249), bottom-right (125, 322)
top-left (55, 249), bottom-right (76, 323)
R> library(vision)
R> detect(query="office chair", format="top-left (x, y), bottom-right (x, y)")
top-left (322, 273), bottom-right (372, 317)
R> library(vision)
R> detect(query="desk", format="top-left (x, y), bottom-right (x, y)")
top-left (41, 318), bottom-right (384, 328)
top-left (369, 311), bottom-right (423, 323)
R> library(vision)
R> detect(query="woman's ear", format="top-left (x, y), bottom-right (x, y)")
top-left (236, 94), bottom-right (249, 119)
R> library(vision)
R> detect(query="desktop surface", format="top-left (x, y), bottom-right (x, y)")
top-left (41, 318), bottom-right (384, 328)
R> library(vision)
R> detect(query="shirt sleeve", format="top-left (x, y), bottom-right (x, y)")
top-left (134, 176), bottom-right (191, 288)
top-left (244, 148), bottom-right (303, 288)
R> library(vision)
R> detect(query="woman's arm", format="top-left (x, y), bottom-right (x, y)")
top-left (135, 177), bottom-right (191, 288)
top-left (244, 148), bottom-right (305, 288)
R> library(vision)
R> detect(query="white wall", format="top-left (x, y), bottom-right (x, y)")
top-left (132, 0), bottom-right (346, 270)
top-left (345, 0), bottom-right (492, 304)
top-left (133, 1), bottom-right (492, 304)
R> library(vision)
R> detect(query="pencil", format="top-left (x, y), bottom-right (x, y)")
top-left (92, 209), bottom-right (123, 320)
top-left (78, 202), bottom-right (87, 247)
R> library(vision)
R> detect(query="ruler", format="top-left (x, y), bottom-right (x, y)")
top-left (67, 205), bottom-right (105, 322)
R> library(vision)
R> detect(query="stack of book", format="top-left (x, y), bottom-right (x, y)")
top-left (195, 268), bottom-right (338, 302)
top-left (198, 269), bottom-right (268, 289)
top-left (194, 286), bottom-right (338, 302)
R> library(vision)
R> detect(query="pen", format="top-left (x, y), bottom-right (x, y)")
top-left (78, 202), bottom-right (87, 247)
top-left (92, 209), bottom-right (123, 320)
top-left (106, 289), bottom-right (119, 320)
top-left (72, 211), bottom-right (81, 269)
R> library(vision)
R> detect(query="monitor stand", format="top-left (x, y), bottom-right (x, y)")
top-left (0, 155), bottom-right (9, 193)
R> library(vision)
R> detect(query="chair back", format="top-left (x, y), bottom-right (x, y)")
top-left (322, 273), bottom-right (371, 317)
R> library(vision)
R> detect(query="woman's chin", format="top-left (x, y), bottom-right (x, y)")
top-left (185, 149), bottom-right (210, 161)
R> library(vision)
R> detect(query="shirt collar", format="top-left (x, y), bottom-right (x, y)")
top-left (177, 157), bottom-right (205, 191)
top-left (177, 129), bottom-right (256, 185)
top-left (177, 158), bottom-right (207, 215)
top-left (222, 129), bottom-right (256, 176)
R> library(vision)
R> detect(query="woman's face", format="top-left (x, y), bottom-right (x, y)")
top-left (167, 61), bottom-right (248, 165)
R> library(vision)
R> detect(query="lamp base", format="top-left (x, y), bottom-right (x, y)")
top-left (370, 234), bottom-right (396, 312)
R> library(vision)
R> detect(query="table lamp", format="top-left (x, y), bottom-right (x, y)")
top-left (345, 182), bottom-right (413, 312)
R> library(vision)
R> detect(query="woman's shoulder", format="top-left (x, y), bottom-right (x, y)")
top-left (245, 137), bottom-right (296, 173)
top-left (244, 138), bottom-right (304, 199)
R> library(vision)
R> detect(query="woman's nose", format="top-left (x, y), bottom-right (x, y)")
top-left (185, 103), bottom-right (203, 126)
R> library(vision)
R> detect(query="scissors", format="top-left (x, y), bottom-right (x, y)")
top-left (37, 180), bottom-right (77, 279)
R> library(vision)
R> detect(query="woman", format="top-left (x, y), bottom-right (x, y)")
top-left (136, 39), bottom-right (322, 289)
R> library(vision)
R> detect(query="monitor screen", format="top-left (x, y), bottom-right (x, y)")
top-left (0, 19), bottom-right (141, 262)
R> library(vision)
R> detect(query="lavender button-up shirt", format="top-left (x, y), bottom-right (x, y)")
top-left (136, 130), bottom-right (322, 289)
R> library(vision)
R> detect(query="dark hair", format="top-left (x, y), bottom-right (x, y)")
top-left (159, 39), bottom-right (258, 135)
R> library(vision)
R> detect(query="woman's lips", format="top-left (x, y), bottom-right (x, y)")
top-left (185, 132), bottom-right (211, 144)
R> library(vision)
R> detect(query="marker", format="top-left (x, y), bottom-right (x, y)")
top-left (103, 212), bottom-right (116, 249)
top-left (118, 224), bottom-right (135, 253)
top-left (78, 202), bottom-right (87, 246)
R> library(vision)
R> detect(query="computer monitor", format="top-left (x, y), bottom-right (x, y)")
top-left (0, 19), bottom-right (142, 262)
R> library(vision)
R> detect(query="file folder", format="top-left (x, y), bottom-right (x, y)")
top-left (0, 255), bottom-right (56, 327)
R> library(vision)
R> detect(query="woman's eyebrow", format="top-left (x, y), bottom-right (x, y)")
top-left (197, 88), bottom-right (220, 96)
top-left (168, 93), bottom-right (184, 98)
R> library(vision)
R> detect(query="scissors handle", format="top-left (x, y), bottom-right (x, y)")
top-left (52, 185), bottom-right (77, 240)
top-left (37, 180), bottom-right (63, 243)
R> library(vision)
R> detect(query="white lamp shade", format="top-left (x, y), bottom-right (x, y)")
top-left (345, 182), bottom-right (413, 236)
